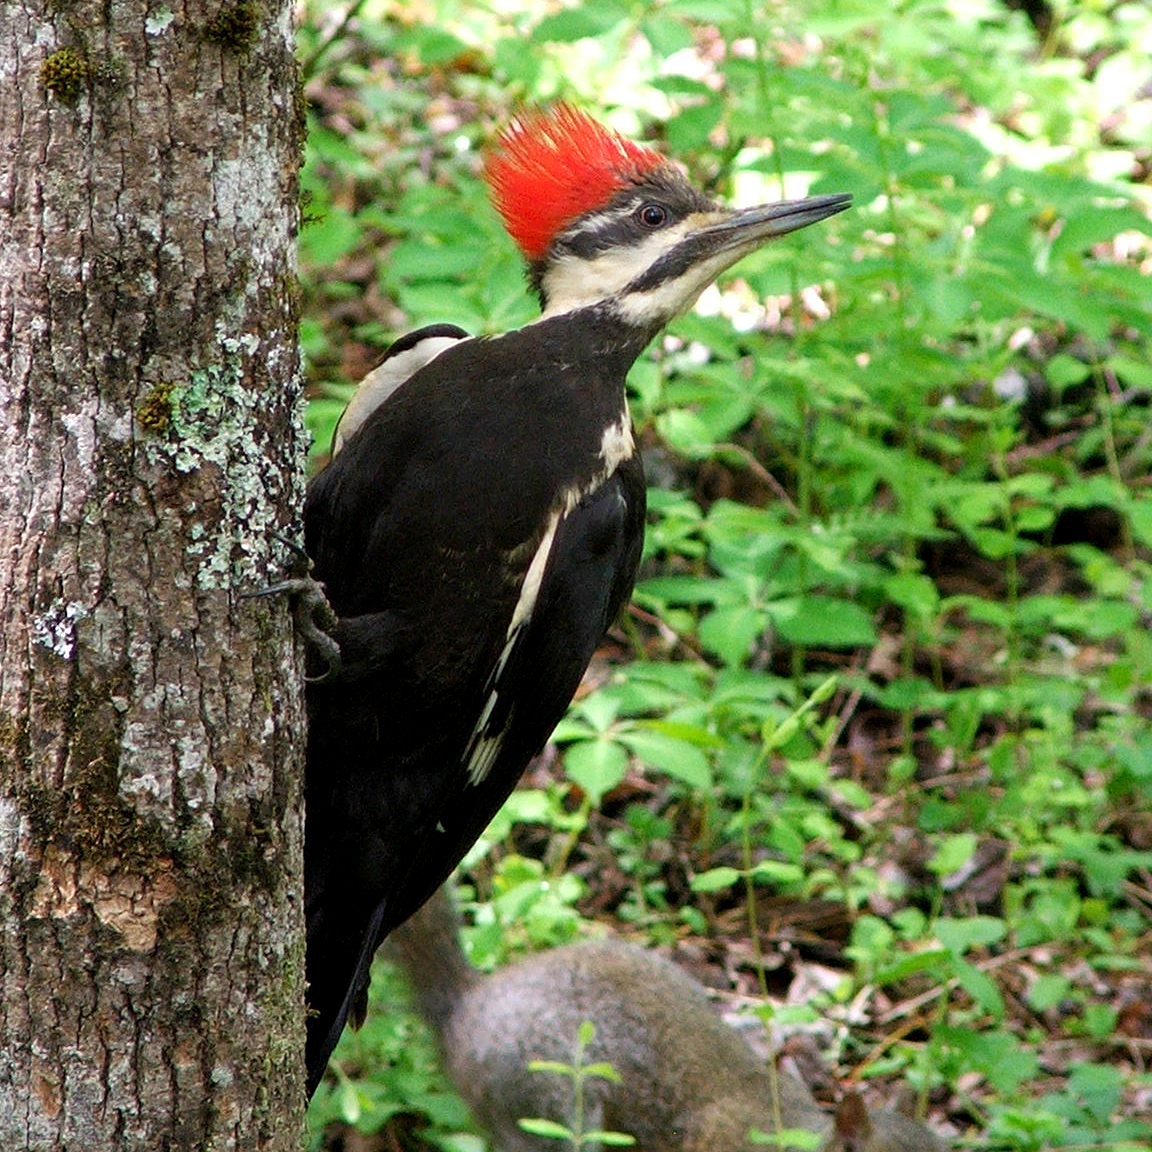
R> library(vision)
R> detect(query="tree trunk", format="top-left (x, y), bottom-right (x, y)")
top-left (0, 2), bottom-right (306, 1148)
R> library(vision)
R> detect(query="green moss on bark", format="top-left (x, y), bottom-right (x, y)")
top-left (41, 48), bottom-right (90, 103)
top-left (203, 3), bottom-right (263, 54)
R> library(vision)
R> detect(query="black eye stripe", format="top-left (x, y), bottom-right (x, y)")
top-left (553, 178), bottom-right (715, 261)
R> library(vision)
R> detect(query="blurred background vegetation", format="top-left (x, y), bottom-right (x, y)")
top-left (294, 1), bottom-right (1152, 1148)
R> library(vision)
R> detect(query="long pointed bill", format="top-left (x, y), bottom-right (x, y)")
top-left (615, 191), bottom-right (852, 327)
top-left (700, 192), bottom-right (853, 251)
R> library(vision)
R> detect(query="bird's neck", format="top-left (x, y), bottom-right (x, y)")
top-left (526, 299), bottom-right (665, 369)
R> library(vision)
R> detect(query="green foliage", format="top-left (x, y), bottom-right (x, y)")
top-left (297, 0), bottom-right (1152, 1148)
top-left (520, 1022), bottom-right (637, 1148)
top-left (748, 1124), bottom-right (824, 1151)
top-left (305, 962), bottom-right (480, 1151)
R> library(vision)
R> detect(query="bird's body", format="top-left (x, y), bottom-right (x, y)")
top-left (303, 106), bottom-right (850, 1093)
top-left (305, 311), bottom-right (647, 1079)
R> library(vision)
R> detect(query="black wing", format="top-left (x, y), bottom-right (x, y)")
top-left (302, 324), bottom-right (645, 1093)
top-left (303, 459), bottom-right (644, 1093)
top-left (390, 454), bottom-right (646, 928)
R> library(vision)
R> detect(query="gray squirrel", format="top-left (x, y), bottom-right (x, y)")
top-left (386, 888), bottom-right (949, 1152)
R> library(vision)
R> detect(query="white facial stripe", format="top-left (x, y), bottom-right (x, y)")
top-left (538, 222), bottom-right (697, 318)
top-left (563, 201), bottom-right (637, 237)
top-left (539, 242), bottom-right (667, 318)
top-left (538, 210), bottom-right (746, 323)
top-left (608, 244), bottom-right (740, 327)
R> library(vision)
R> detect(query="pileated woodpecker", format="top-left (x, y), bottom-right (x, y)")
top-left (303, 105), bottom-right (849, 1093)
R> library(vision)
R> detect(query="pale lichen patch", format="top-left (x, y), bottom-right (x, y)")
top-left (0, 798), bottom-right (29, 880)
top-left (32, 601), bottom-right (87, 659)
top-left (138, 357), bottom-right (300, 590)
top-left (145, 10), bottom-right (175, 35)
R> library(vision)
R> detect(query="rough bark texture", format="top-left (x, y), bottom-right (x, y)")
top-left (0, 2), bottom-right (306, 1148)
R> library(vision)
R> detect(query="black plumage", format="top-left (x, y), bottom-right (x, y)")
top-left (304, 309), bottom-right (647, 1091)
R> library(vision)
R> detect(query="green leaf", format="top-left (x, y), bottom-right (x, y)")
top-left (534, 5), bottom-right (621, 42)
top-left (884, 571), bottom-right (940, 619)
top-left (582, 1062), bottom-right (624, 1083)
top-left (872, 949), bottom-right (952, 986)
top-left (786, 758), bottom-right (829, 790)
top-left (636, 718), bottom-right (725, 750)
top-left (617, 728), bottom-right (712, 789)
top-left (663, 0), bottom-right (743, 22)
top-left (589, 1132), bottom-right (637, 1147)
top-left (1078, 1003), bottom-right (1119, 1038)
top-left (638, 574), bottom-right (742, 606)
top-left (656, 407), bottom-right (721, 458)
top-left (641, 16), bottom-right (697, 58)
top-left (517, 1117), bottom-right (573, 1138)
top-left (748, 1125), bottom-right (824, 1149)
top-left (1027, 973), bottom-right (1071, 1011)
top-left (572, 690), bottom-right (621, 732)
top-left (934, 915), bottom-right (1007, 955)
top-left (927, 833), bottom-right (979, 877)
top-left (299, 208), bottom-right (363, 264)
top-left (748, 859), bottom-right (805, 886)
top-left (699, 604), bottom-right (766, 667)
top-left (950, 956), bottom-right (1005, 1018)
top-left (938, 1026), bottom-right (1037, 1091)
top-left (1124, 496), bottom-right (1152, 547)
top-left (305, 398), bottom-right (345, 461)
top-left (527, 1060), bottom-right (574, 1076)
top-left (337, 1077), bottom-right (362, 1125)
top-left (563, 739), bottom-right (628, 806)
top-left (392, 26), bottom-right (471, 64)
top-left (831, 779), bottom-right (871, 809)
top-left (691, 866), bottom-right (742, 893)
top-left (386, 236), bottom-right (491, 282)
top-left (1067, 1063), bottom-right (1124, 1123)
top-left (768, 597), bottom-right (877, 648)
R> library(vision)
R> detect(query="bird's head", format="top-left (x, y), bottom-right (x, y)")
top-left (485, 105), bottom-right (850, 329)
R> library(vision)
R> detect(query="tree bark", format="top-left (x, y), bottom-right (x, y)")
top-left (0, 2), bottom-right (306, 1148)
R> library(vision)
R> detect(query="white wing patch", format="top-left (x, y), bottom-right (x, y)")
top-left (464, 510), bottom-right (562, 785)
top-left (333, 335), bottom-right (464, 455)
top-left (598, 415), bottom-right (634, 478)
top-left (462, 408), bottom-right (636, 787)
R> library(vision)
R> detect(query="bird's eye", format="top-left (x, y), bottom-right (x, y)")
top-left (637, 202), bottom-right (669, 228)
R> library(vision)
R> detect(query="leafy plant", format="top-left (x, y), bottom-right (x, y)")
top-left (518, 1021), bottom-right (637, 1149)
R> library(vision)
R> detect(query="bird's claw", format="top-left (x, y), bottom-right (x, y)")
top-left (243, 536), bottom-right (344, 683)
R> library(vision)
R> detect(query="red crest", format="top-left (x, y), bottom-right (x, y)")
top-left (485, 105), bottom-right (665, 262)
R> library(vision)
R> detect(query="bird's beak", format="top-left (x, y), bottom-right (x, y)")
top-left (696, 193), bottom-right (853, 255)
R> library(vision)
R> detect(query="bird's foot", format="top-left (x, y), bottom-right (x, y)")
top-left (243, 534), bottom-right (343, 683)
